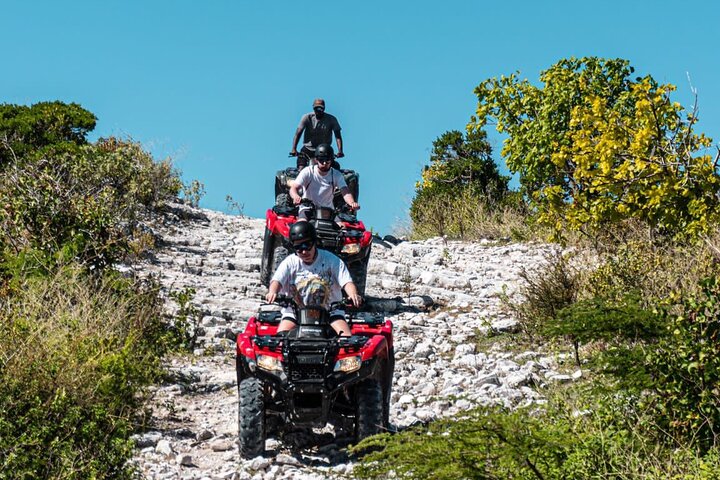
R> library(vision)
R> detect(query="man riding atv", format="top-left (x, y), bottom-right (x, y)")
top-left (289, 144), bottom-right (359, 221)
top-left (266, 221), bottom-right (362, 337)
top-left (290, 98), bottom-right (344, 169)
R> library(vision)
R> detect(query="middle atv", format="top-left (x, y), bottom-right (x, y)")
top-left (260, 200), bottom-right (372, 296)
top-left (236, 296), bottom-right (394, 458)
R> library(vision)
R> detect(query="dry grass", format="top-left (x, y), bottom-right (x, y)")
top-left (0, 266), bottom-right (162, 406)
top-left (409, 189), bottom-right (550, 242)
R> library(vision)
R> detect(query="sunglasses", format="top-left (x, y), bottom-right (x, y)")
top-left (293, 241), bottom-right (315, 253)
top-left (314, 106), bottom-right (325, 112)
top-left (316, 157), bottom-right (332, 164)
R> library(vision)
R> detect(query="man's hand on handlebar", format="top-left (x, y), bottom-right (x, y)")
top-left (336, 152), bottom-right (344, 158)
top-left (347, 201), bottom-right (359, 211)
top-left (289, 150), bottom-right (298, 157)
top-left (291, 193), bottom-right (303, 205)
top-left (346, 293), bottom-right (362, 308)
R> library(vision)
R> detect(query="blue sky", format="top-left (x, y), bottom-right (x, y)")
top-left (3, 1), bottom-right (719, 235)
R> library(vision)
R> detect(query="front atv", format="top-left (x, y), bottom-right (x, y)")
top-left (235, 299), bottom-right (394, 458)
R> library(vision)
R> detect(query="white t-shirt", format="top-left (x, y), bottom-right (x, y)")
top-left (294, 165), bottom-right (348, 209)
top-left (271, 248), bottom-right (353, 314)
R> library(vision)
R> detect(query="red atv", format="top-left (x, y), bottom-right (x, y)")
top-left (235, 296), bottom-right (394, 458)
top-left (259, 200), bottom-right (372, 295)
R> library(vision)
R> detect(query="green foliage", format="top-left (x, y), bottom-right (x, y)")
top-left (0, 136), bottom-right (181, 271)
top-left (0, 101), bottom-right (96, 166)
top-left (470, 56), bottom-right (720, 240)
top-left (645, 276), bottom-right (720, 451)
top-left (0, 267), bottom-right (166, 479)
top-left (416, 129), bottom-right (509, 198)
top-left (0, 101), bottom-right (187, 478)
top-left (410, 129), bottom-right (518, 240)
top-left (354, 395), bottom-right (720, 479)
top-left (167, 287), bottom-right (200, 350)
top-left (549, 294), bottom-right (662, 367)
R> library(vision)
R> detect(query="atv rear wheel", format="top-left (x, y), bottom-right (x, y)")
top-left (238, 377), bottom-right (266, 458)
top-left (259, 228), bottom-right (274, 287)
top-left (355, 378), bottom-right (383, 442)
top-left (383, 348), bottom-right (395, 429)
top-left (271, 245), bottom-right (288, 274)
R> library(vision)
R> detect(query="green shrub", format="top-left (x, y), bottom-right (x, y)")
top-left (0, 267), bottom-right (167, 479)
top-left (0, 137), bottom-right (181, 272)
top-left (0, 101), bottom-right (96, 167)
top-left (353, 394), bottom-right (720, 479)
top-left (644, 276), bottom-right (720, 451)
top-left (548, 294), bottom-right (662, 367)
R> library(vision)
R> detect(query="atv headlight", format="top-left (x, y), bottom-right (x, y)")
top-left (334, 356), bottom-right (361, 373)
top-left (257, 354), bottom-right (283, 373)
top-left (341, 243), bottom-right (361, 255)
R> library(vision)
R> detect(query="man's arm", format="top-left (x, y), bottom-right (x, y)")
top-left (340, 186), bottom-right (359, 211)
top-left (289, 180), bottom-right (303, 205)
top-left (291, 116), bottom-right (308, 155)
top-left (266, 280), bottom-right (282, 303)
top-left (342, 281), bottom-right (362, 307)
top-left (335, 134), bottom-right (344, 157)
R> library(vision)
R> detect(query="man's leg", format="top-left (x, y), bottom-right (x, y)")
top-left (277, 318), bottom-right (298, 333)
top-left (330, 318), bottom-right (352, 336)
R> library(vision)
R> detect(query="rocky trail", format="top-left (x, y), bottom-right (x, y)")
top-left (129, 203), bottom-right (570, 479)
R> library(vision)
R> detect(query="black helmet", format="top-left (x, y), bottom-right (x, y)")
top-left (289, 221), bottom-right (317, 243)
top-left (315, 143), bottom-right (334, 162)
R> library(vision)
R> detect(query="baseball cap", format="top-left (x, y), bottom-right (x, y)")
top-left (312, 98), bottom-right (325, 110)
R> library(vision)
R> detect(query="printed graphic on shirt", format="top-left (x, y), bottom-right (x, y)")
top-left (289, 267), bottom-right (334, 308)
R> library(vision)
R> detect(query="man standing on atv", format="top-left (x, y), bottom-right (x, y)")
top-left (265, 222), bottom-right (361, 336)
top-left (290, 98), bottom-right (344, 169)
top-left (288, 143), bottom-right (359, 221)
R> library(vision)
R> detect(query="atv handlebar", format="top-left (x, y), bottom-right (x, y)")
top-left (261, 295), bottom-right (364, 312)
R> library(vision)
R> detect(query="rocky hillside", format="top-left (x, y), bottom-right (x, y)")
top-left (129, 203), bottom-right (572, 480)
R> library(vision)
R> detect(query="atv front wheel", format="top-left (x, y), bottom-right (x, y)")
top-left (355, 378), bottom-right (383, 442)
top-left (238, 377), bottom-right (266, 458)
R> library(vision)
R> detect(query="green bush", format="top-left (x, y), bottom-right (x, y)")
top-left (645, 276), bottom-right (720, 451)
top-left (0, 267), bottom-right (167, 479)
top-left (0, 101), bottom-right (96, 167)
top-left (353, 394), bottom-right (720, 479)
top-left (0, 137), bottom-right (181, 272)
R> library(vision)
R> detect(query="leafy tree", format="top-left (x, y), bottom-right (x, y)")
top-left (410, 129), bottom-right (511, 238)
top-left (415, 129), bottom-right (509, 198)
top-left (470, 57), bottom-right (720, 239)
top-left (0, 101), bottom-right (96, 166)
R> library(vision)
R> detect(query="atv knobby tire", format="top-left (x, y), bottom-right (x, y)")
top-left (355, 378), bottom-right (383, 441)
top-left (238, 377), bottom-right (266, 458)
top-left (272, 246), bottom-right (288, 274)
top-left (259, 227), bottom-right (274, 287)
top-left (275, 193), bottom-right (291, 208)
top-left (383, 348), bottom-right (394, 429)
